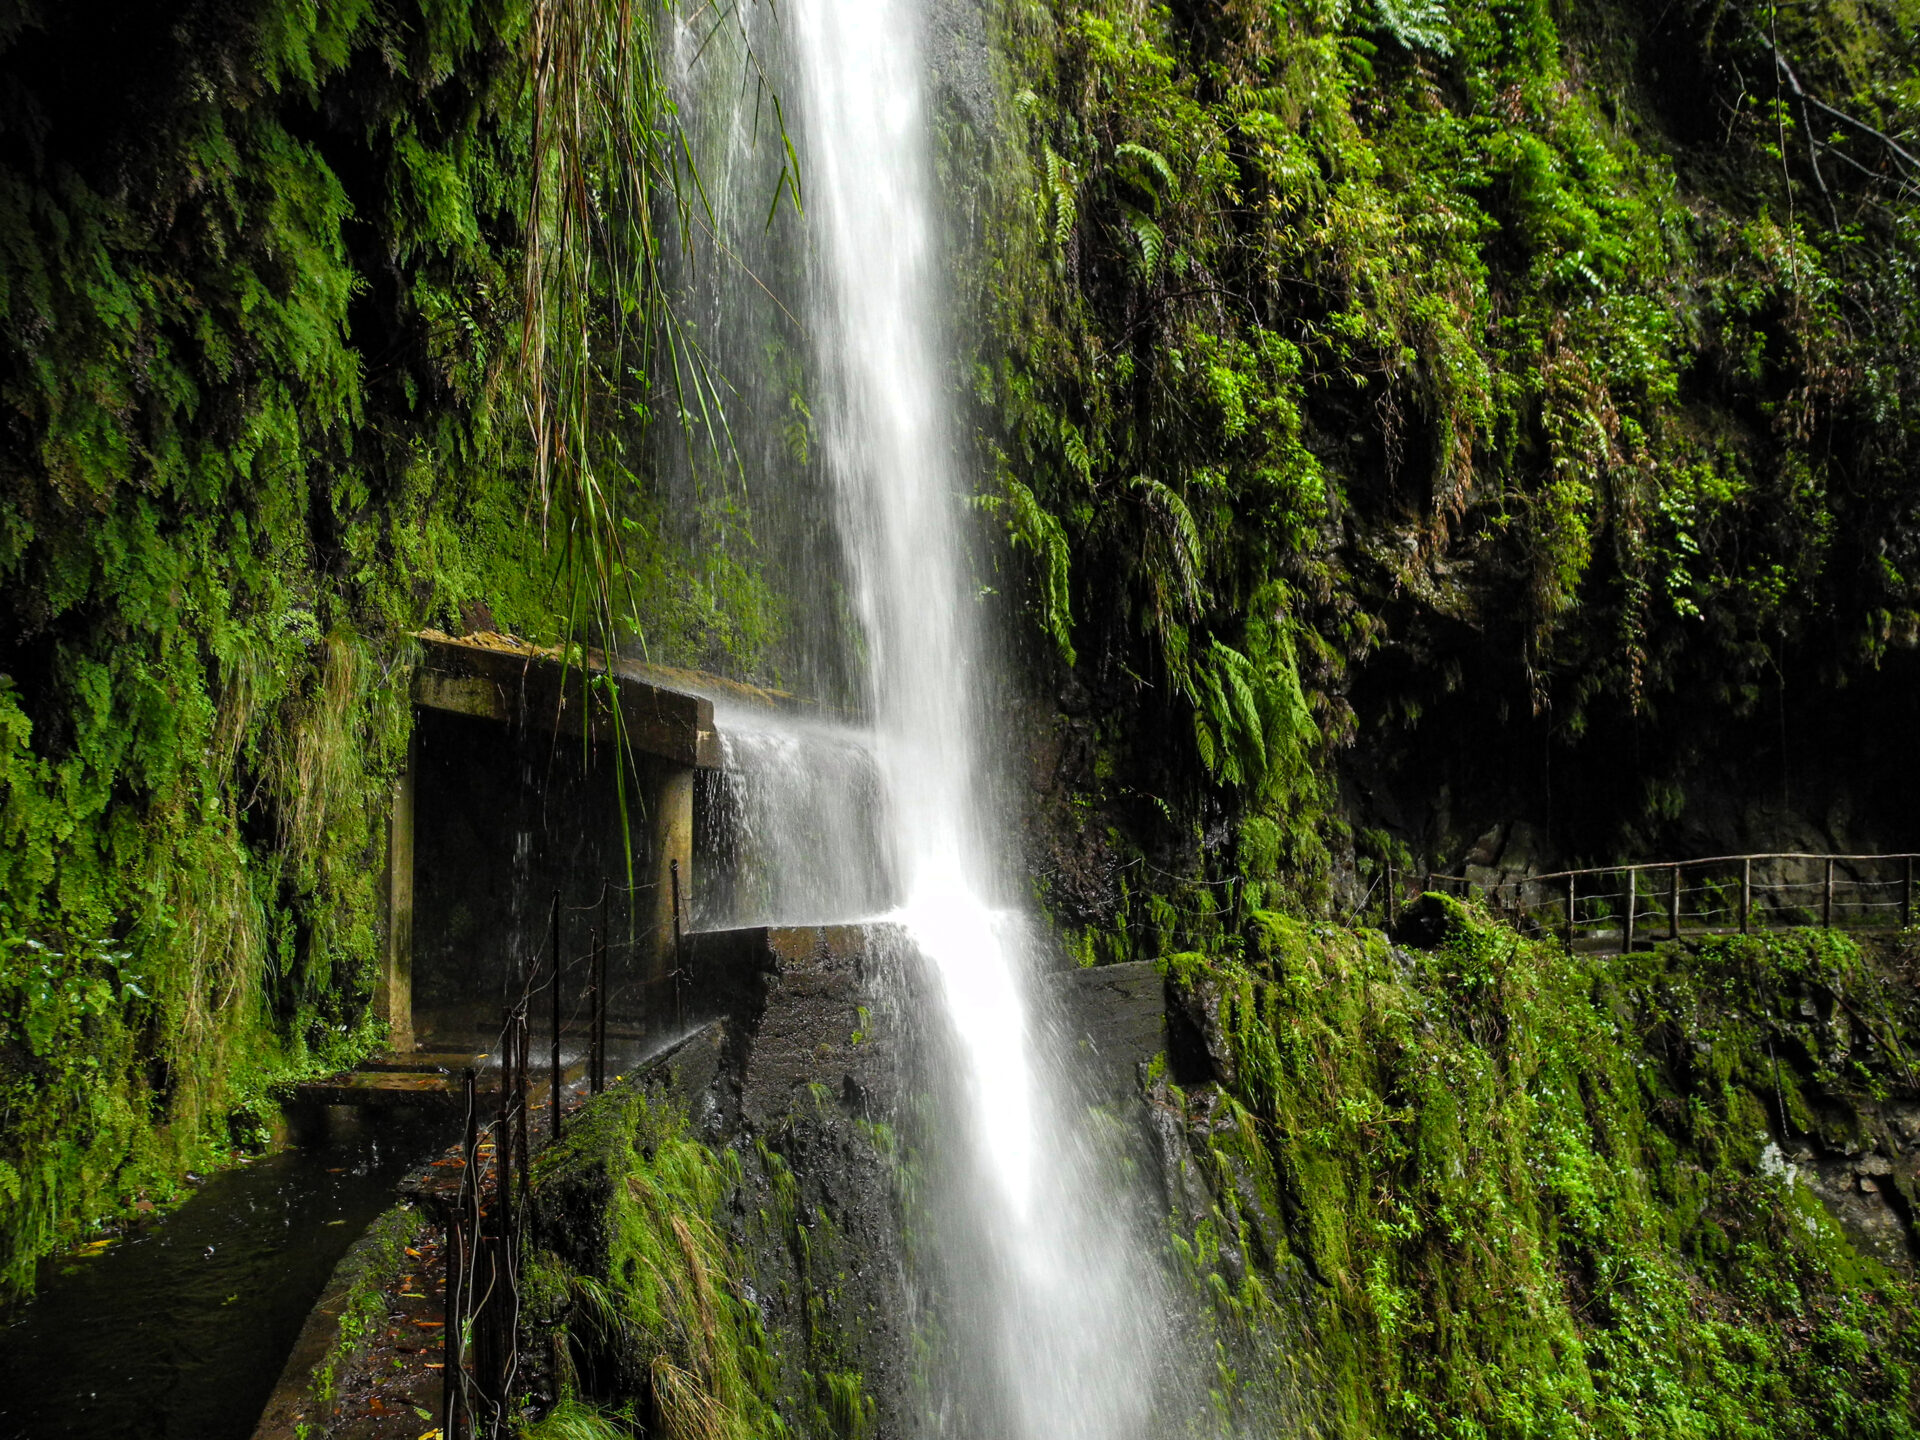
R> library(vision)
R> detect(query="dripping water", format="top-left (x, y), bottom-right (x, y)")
top-left (695, 703), bottom-right (890, 930)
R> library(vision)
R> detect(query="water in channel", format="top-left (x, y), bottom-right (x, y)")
top-left (0, 1109), bottom-right (451, 1440)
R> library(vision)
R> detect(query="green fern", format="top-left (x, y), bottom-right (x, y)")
top-left (1114, 141), bottom-right (1176, 207)
top-left (1060, 418), bottom-right (1094, 483)
top-left (1123, 207), bottom-right (1165, 281)
top-left (1043, 146), bottom-right (1079, 250)
top-left (1130, 475), bottom-right (1204, 621)
top-left (1371, 0), bottom-right (1452, 55)
top-left (1005, 479), bottom-right (1077, 665)
top-left (1182, 589), bottom-right (1320, 810)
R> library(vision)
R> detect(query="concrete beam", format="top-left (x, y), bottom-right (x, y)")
top-left (410, 630), bottom-right (723, 768)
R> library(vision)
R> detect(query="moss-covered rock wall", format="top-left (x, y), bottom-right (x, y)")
top-left (0, 0), bottom-right (795, 1296)
top-left (940, 0), bottom-right (1920, 942)
top-left (495, 907), bottom-right (1920, 1438)
top-left (0, 0), bottom-right (555, 1294)
top-left (1158, 906), bottom-right (1920, 1435)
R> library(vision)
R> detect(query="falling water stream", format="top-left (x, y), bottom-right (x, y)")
top-left (782, 1), bottom-right (1171, 1434)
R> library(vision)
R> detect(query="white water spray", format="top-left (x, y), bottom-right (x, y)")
top-left (787, 1), bottom-right (1167, 1434)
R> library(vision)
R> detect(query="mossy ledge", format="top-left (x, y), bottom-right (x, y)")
top-left (1153, 902), bottom-right (1920, 1437)
top-left (516, 929), bottom-right (910, 1440)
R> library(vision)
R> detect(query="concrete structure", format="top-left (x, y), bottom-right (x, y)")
top-left (373, 630), bottom-right (748, 1058)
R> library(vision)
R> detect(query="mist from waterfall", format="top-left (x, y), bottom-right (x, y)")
top-left (666, 2), bottom-right (1175, 1434)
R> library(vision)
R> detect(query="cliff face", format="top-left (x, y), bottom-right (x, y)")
top-left (4, 0), bottom-right (1920, 1373)
top-left (0, 0), bottom-right (551, 1293)
top-left (933, 0), bottom-right (1920, 952)
top-left (512, 913), bottom-right (1920, 1438)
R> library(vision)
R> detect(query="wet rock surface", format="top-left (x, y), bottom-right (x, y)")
top-left (1786, 1099), bottom-right (1920, 1269)
top-left (1050, 958), bottom-right (1167, 1101)
top-left (539, 924), bottom-right (919, 1435)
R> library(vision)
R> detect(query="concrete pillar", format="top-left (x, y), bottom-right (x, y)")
top-left (641, 756), bottom-right (695, 1003)
top-left (378, 738), bottom-right (416, 1053)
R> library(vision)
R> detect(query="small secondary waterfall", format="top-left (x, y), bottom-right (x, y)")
top-left (786, 1), bottom-right (1169, 1435)
top-left (695, 704), bottom-right (891, 930)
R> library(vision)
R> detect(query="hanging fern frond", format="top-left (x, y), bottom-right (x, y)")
top-left (1181, 588), bottom-right (1321, 808)
top-left (1114, 141), bottom-right (1176, 208)
top-left (1130, 474), bottom-right (1205, 623)
top-left (1060, 418), bottom-right (1094, 483)
top-left (1004, 478), bottom-right (1077, 665)
top-left (1043, 145), bottom-right (1079, 250)
top-left (1122, 206), bottom-right (1165, 282)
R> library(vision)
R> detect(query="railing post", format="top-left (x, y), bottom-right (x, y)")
top-left (1824, 857), bottom-right (1835, 929)
top-left (1565, 873), bottom-right (1576, 948)
top-left (443, 1066), bottom-right (476, 1440)
top-left (1742, 858), bottom-right (1752, 936)
top-left (585, 926), bottom-right (600, 1095)
top-left (1905, 857), bottom-right (1914, 931)
top-left (1669, 864), bottom-right (1680, 941)
top-left (515, 1009), bottom-right (530, 1208)
top-left (1623, 868), bottom-right (1636, 954)
top-left (495, 1009), bottom-right (514, 1240)
top-left (550, 894), bottom-right (563, 1142)
top-left (597, 929), bottom-right (609, 1092)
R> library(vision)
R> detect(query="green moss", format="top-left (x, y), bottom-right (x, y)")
top-left (314, 1204), bottom-right (430, 1406)
top-left (0, 0), bottom-right (542, 1295)
top-left (0, 0), bottom-right (792, 1297)
top-left (531, 1082), bottom-right (785, 1440)
top-left (945, 0), bottom-right (1920, 911)
top-left (1161, 906), bottom-right (1920, 1437)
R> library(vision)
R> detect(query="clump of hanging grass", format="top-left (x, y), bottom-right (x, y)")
top-left (537, 1084), bottom-right (781, 1440)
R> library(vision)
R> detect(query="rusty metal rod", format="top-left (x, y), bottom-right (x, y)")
top-left (444, 1066), bottom-right (477, 1440)
top-left (595, 928), bottom-right (608, 1092)
top-left (585, 926), bottom-right (600, 1095)
top-left (515, 1009), bottom-right (530, 1212)
top-left (550, 891), bottom-right (562, 1142)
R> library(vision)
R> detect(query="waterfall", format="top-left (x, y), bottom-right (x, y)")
top-left (663, 0), bottom-right (1177, 1431)
top-left (785, 1), bottom-right (1170, 1435)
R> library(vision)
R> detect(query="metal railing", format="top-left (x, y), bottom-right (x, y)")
top-left (1392, 852), bottom-right (1920, 952)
